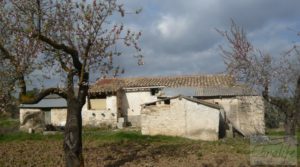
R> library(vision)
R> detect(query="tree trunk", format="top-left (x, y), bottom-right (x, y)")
top-left (283, 76), bottom-right (300, 144)
top-left (284, 115), bottom-right (296, 144)
top-left (284, 111), bottom-right (296, 136)
top-left (64, 98), bottom-right (84, 167)
top-left (295, 76), bottom-right (300, 128)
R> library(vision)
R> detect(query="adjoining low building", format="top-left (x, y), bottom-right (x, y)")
top-left (19, 93), bottom-right (118, 131)
top-left (19, 95), bottom-right (67, 131)
top-left (141, 95), bottom-right (225, 141)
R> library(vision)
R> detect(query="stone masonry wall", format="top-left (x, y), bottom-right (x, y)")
top-left (141, 98), bottom-right (220, 141)
top-left (205, 96), bottom-right (265, 136)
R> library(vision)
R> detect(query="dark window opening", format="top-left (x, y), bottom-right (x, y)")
top-left (41, 108), bottom-right (51, 112)
top-left (145, 102), bottom-right (156, 106)
top-left (150, 88), bottom-right (159, 96)
top-left (164, 99), bottom-right (170, 105)
top-left (90, 93), bottom-right (107, 99)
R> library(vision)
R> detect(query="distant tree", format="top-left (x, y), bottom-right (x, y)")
top-left (0, 0), bottom-right (141, 166)
top-left (279, 45), bottom-right (300, 132)
top-left (0, 64), bottom-right (17, 117)
top-left (218, 20), bottom-right (299, 139)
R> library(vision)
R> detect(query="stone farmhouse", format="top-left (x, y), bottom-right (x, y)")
top-left (19, 74), bottom-right (265, 141)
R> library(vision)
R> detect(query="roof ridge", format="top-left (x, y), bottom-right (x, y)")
top-left (90, 74), bottom-right (236, 93)
top-left (114, 74), bottom-right (232, 80)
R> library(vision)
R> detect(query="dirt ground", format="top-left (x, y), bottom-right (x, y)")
top-left (0, 139), bottom-right (250, 167)
top-left (1, 124), bottom-right (297, 167)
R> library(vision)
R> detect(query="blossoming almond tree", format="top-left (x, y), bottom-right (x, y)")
top-left (0, 0), bottom-right (141, 166)
top-left (218, 20), bottom-right (299, 141)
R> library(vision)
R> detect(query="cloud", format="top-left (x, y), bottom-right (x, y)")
top-left (112, 0), bottom-right (300, 78)
top-left (38, 0), bottom-right (300, 87)
top-left (156, 15), bottom-right (189, 39)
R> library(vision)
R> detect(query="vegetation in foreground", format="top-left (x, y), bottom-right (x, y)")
top-left (0, 119), bottom-right (299, 167)
top-left (0, 127), bottom-right (250, 167)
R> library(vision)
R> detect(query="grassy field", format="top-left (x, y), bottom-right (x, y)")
top-left (0, 119), bottom-right (299, 167)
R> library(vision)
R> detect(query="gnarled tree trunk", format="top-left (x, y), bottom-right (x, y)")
top-left (64, 97), bottom-right (84, 167)
top-left (63, 70), bottom-right (88, 167)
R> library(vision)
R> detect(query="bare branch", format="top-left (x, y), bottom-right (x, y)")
top-left (20, 87), bottom-right (67, 104)
top-left (32, 33), bottom-right (82, 71)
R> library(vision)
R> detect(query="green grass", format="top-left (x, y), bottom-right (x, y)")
top-left (0, 131), bottom-right (63, 142)
top-left (0, 125), bottom-right (297, 163)
top-left (0, 118), bottom-right (19, 128)
top-left (266, 128), bottom-right (300, 163)
top-left (0, 128), bottom-right (189, 144)
top-left (83, 129), bottom-right (191, 144)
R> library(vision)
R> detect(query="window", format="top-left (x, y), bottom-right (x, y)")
top-left (164, 99), bottom-right (170, 105)
top-left (89, 94), bottom-right (106, 110)
top-left (150, 88), bottom-right (159, 96)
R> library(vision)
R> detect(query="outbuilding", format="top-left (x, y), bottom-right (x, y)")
top-left (19, 94), bottom-right (67, 131)
top-left (141, 95), bottom-right (226, 141)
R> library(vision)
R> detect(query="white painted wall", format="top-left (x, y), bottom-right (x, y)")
top-left (141, 98), bottom-right (220, 141)
top-left (51, 109), bottom-right (67, 126)
top-left (184, 100), bottom-right (219, 141)
top-left (123, 91), bottom-right (157, 116)
top-left (19, 95), bottom-right (119, 128)
top-left (122, 91), bottom-right (158, 127)
top-left (81, 95), bottom-right (118, 127)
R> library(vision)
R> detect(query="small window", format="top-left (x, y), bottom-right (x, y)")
top-left (164, 99), bottom-right (170, 105)
top-left (146, 102), bottom-right (156, 106)
top-left (89, 94), bottom-right (106, 110)
top-left (150, 88), bottom-right (159, 96)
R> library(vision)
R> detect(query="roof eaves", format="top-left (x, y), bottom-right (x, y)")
top-left (142, 94), bottom-right (221, 110)
top-left (180, 95), bottom-right (221, 109)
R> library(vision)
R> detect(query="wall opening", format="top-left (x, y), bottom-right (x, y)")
top-left (164, 99), bottom-right (170, 105)
top-left (218, 112), bottom-right (226, 139)
top-left (42, 108), bottom-right (51, 125)
top-left (89, 94), bottom-right (107, 110)
top-left (150, 88), bottom-right (159, 96)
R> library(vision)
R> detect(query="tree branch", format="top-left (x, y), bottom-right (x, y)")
top-left (32, 33), bottom-right (82, 71)
top-left (0, 42), bottom-right (12, 59)
top-left (56, 52), bottom-right (71, 72)
top-left (20, 87), bottom-right (67, 104)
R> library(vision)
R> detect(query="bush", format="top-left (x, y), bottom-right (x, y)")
top-left (265, 105), bottom-right (282, 128)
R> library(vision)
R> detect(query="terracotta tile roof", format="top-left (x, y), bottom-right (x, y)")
top-left (89, 74), bottom-right (235, 93)
top-left (89, 78), bottom-right (126, 93)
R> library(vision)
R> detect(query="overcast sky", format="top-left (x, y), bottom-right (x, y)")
top-left (31, 0), bottom-right (300, 88)
top-left (107, 0), bottom-right (300, 78)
